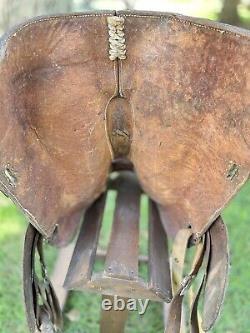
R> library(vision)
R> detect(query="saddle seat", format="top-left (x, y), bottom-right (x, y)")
top-left (0, 10), bottom-right (249, 333)
top-left (0, 10), bottom-right (249, 246)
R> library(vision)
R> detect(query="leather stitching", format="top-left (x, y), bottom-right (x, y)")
top-left (122, 14), bottom-right (249, 38)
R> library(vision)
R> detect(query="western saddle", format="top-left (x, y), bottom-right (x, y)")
top-left (0, 10), bottom-right (249, 333)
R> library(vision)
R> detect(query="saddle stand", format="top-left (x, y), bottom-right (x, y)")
top-left (23, 171), bottom-right (229, 333)
top-left (64, 172), bottom-right (172, 332)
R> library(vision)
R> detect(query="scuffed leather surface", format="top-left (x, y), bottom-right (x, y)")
top-left (0, 13), bottom-right (115, 244)
top-left (120, 11), bottom-right (250, 237)
top-left (0, 11), bottom-right (249, 244)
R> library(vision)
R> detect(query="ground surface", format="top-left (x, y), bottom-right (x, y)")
top-left (0, 182), bottom-right (249, 333)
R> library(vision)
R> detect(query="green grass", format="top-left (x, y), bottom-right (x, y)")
top-left (0, 181), bottom-right (250, 333)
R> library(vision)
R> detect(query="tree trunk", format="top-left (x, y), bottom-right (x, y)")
top-left (220, 0), bottom-right (241, 25)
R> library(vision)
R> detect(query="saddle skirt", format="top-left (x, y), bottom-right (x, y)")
top-left (0, 10), bottom-right (249, 245)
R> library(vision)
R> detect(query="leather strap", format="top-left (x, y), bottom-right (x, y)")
top-left (171, 228), bottom-right (192, 294)
top-left (170, 228), bottom-right (192, 333)
top-left (202, 217), bottom-right (229, 331)
top-left (23, 217), bottom-right (228, 333)
top-left (165, 217), bottom-right (229, 333)
top-left (165, 229), bottom-right (205, 333)
top-left (190, 233), bottom-right (211, 333)
top-left (23, 224), bottom-right (63, 333)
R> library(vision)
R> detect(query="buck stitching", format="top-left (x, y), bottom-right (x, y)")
top-left (107, 16), bottom-right (126, 61)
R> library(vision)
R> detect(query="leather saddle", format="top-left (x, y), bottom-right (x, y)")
top-left (0, 10), bottom-right (249, 332)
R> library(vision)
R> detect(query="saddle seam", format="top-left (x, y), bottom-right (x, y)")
top-left (121, 14), bottom-right (249, 38)
top-left (1, 13), bottom-right (114, 49)
top-left (2, 12), bottom-right (250, 51)
top-left (0, 177), bottom-right (50, 236)
top-left (196, 169), bottom-right (250, 238)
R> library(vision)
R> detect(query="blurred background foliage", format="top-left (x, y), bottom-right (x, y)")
top-left (0, 1), bottom-right (250, 333)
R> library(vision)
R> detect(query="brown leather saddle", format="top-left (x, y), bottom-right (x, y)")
top-left (0, 10), bottom-right (249, 333)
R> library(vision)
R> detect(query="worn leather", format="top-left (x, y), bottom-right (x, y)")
top-left (0, 10), bottom-right (249, 245)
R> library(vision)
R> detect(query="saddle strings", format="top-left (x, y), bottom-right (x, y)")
top-left (107, 16), bottom-right (127, 61)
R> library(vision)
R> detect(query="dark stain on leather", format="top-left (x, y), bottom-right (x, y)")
top-left (106, 96), bottom-right (132, 158)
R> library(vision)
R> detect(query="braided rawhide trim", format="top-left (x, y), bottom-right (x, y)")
top-left (107, 16), bottom-right (126, 60)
